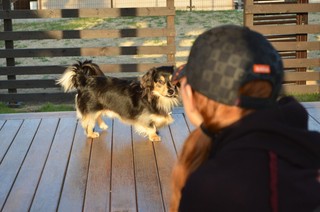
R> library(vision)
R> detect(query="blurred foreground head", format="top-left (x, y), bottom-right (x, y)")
top-left (173, 25), bottom-right (284, 110)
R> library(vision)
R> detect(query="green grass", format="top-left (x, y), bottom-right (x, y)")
top-left (2, 10), bottom-right (243, 32)
top-left (12, 18), bottom-right (103, 31)
top-left (0, 102), bottom-right (18, 113)
top-left (290, 93), bottom-right (320, 102)
top-left (37, 103), bottom-right (74, 112)
top-left (0, 102), bottom-right (74, 114)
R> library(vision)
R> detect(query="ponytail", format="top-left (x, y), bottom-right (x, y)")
top-left (170, 127), bottom-right (212, 212)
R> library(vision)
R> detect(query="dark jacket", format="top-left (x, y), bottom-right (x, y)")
top-left (179, 97), bottom-right (320, 212)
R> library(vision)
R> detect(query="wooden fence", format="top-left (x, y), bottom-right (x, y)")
top-left (1, 0), bottom-right (319, 104)
top-left (244, 0), bottom-right (320, 94)
top-left (0, 0), bottom-right (175, 103)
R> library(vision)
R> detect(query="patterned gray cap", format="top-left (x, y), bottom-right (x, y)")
top-left (174, 25), bottom-right (284, 109)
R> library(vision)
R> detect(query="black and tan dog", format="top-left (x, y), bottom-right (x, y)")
top-left (57, 60), bottom-right (180, 141)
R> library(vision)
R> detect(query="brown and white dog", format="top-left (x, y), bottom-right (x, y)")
top-left (57, 60), bottom-right (180, 141)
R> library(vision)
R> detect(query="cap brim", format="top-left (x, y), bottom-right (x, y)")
top-left (172, 64), bottom-right (186, 83)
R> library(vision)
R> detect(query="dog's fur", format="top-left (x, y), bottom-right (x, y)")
top-left (57, 60), bottom-right (180, 141)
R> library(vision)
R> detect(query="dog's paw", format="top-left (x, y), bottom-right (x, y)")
top-left (149, 134), bottom-right (161, 142)
top-left (87, 132), bottom-right (100, 138)
top-left (99, 122), bottom-right (109, 130)
top-left (167, 115), bottom-right (174, 124)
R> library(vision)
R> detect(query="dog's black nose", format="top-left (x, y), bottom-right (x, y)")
top-left (168, 89), bottom-right (174, 95)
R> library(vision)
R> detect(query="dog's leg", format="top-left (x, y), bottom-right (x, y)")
top-left (150, 114), bottom-right (174, 128)
top-left (149, 131), bottom-right (161, 142)
top-left (161, 114), bottom-right (174, 127)
top-left (75, 94), bottom-right (82, 119)
top-left (147, 114), bottom-right (174, 141)
top-left (97, 113), bottom-right (108, 130)
top-left (82, 114), bottom-right (100, 138)
top-left (135, 124), bottom-right (161, 142)
top-left (86, 125), bottom-right (100, 138)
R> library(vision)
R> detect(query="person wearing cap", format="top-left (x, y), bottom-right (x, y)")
top-left (170, 25), bottom-right (320, 212)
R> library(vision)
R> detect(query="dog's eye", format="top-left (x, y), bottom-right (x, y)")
top-left (157, 79), bottom-right (165, 85)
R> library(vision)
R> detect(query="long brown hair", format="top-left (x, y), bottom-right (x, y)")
top-left (170, 80), bottom-right (273, 212)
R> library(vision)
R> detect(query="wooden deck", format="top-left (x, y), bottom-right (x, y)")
top-left (0, 103), bottom-right (320, 212)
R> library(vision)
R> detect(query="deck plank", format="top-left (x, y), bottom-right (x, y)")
top-left (308, 107), bottom-right (320, 122)
top-left (307, 108), bottom-right (320, 132)
top-left (111, 119), bottom-right (136, 212)
top-left (84, 118), bottom-right (112, 212)
top-left (30, 117), bottom-right (77, 212)
top-left (169, 113), bottom-right (191, 155)
top-left (0, 119), bottom-right (5, 129)
top-left (0, 119), bottom-right (41, 210)
top-left (302, 102), bottom-right (320, 132)
top-left (0, 103), bottom-right (319, 212)
top-left (153, 126), bottom-right (179, 211)
top-left (0, 119), bottom-right (23, 162)
top-left (58, 121), bottom-right (91, 212)
top-left (132, 133), bottom-right (164, 212)
top-left (2, 118), bottom-right (59, 212)
top-left (309, 117), bottom-right (320, 132)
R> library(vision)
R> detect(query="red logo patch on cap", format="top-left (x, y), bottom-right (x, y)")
top-left (253, 64), bottom-right (271, 74)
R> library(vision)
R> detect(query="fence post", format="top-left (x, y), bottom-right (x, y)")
top-left (296, 0), bottom-right (308, 85)
top-left (166, 0), bottom-right (175, 65)
top-left (2, 0), bottom-right (17, 97)
top-left (186, 0), bottom-right (195, 11)
top-left (243, 0), bottom-right (254, 27)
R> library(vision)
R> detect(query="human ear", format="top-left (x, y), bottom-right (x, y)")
top-left (184, 84), bottom-right (195, 108)
top-left (181, 82), bottom-right (203, 127)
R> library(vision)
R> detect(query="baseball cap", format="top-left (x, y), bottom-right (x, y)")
top-left (172, 25), bottom-right (284, 109)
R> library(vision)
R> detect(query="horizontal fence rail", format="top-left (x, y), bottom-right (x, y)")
top-left (244, 0), bottom-right (320, 94)
top-left (0, 0), bottom-right (176, 103)
top-left (0, 28), bottom-right (175, 40)
top-left (0, 7), bottom-right (176, 19)
top-left (0, 46), bottom-right (175, 58)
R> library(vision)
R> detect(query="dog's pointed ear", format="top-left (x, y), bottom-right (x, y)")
top-left (81, 60), bottom-right (105, 76)
top-left (91, 64), bottom-right (104, 76)
top-left (140, 67), bottom-right (157, 101)
top-left (140, 67), bottom-right (156, 89)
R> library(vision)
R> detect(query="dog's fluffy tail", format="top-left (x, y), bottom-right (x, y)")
top-left (56, 60), bottom-right (104, 92)
top-left (56, 65), bottom-right (78, 92)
